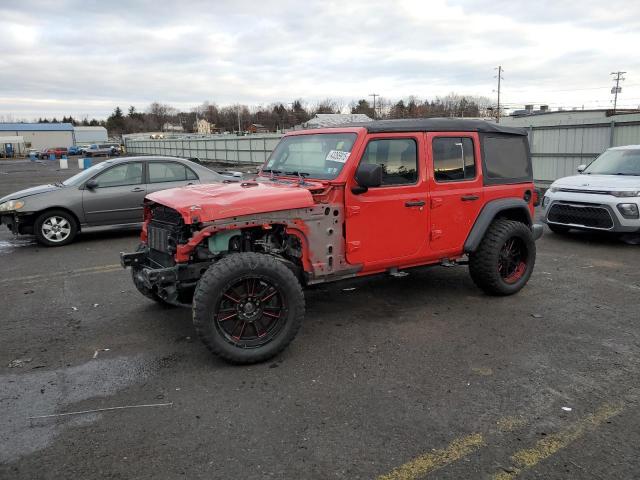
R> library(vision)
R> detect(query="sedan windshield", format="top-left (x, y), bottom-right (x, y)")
top-left (62, 161), bottom-right (112, 186)
top-left (263, 133), bottom-right (357, 180)
top-left (584, 148), bottom-right (640, 175)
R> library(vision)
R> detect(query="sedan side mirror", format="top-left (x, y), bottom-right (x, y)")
top-left (577, 164), bottom-right (587, 173)
top-left (352, 163), bottom-right (382, 194)
top-left (85, 179), bottom-right (98, 189)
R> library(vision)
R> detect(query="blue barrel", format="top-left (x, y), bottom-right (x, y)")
top-left (29, 153), bottom-right (36, 161)
top-left (82, 157), bottom-right (92, 169)
top-left (49, 153), bottom-right (56, 161)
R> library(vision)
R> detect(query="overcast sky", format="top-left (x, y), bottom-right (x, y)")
top-left (2, 0), bottom-right (640, 120)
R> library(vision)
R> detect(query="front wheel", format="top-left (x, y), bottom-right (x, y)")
top-left (469, 219), bottom-right (536, 296)
top-left (34, 210), bottom-right (78, 246)
top-left (192, 253), bottom-right (305, 364)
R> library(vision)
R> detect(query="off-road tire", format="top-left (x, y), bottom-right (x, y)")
top-left (34, 209), bottom-right (78, 247)
top-left (469, 219), bottom-right (536, 296)
top-left (548, 223), bottom-right (570, 234)
top-left (192, 253), bottom-right (305, 364)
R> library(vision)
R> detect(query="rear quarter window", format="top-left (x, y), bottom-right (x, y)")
top-left (481, 135), bottom-right (532, 184)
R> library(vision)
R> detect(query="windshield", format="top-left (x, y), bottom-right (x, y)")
top-left (62, 161), bottom-right (112, 186)
top-left (584, 149), bottom-right (640, 176)
top-left (263, 133), bottom-right (357, 180)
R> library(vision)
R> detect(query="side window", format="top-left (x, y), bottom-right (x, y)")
top-left (360, 138), bottom-right (418, 186)
top-left (94, 162), bottom-right (143, 187)
top-left (432, 137), bottom-right (476, 182)
top-left (186, 167), bottom-right (198, 180)
top-left (148, 162), bottom-right (188, 183)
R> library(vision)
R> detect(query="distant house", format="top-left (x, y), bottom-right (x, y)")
top-left (194, 118), bottom-right (211, 134)
top-left (302, 114), bottom-right (372, 129)
top-left (247, 123), bottom-right (269, 133)
top-left (162, 123), bottom-right (184, 132)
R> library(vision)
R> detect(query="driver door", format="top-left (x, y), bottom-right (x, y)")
top-left (345, 134), bottom-right (429, 268)
top-left (82, 161), bottom-right (146, 225)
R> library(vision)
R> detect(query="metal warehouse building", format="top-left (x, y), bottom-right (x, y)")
top-left (0, 123), bottom-right (75, 150)
top-left (501, 109), bottom-right (640, 184)
top-left (74, 126), bottom-right (108, 145)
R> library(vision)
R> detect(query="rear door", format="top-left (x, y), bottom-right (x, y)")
top-left (345, 133), bottom-right (429, 267)
top-left (82, 161), bottom-right (146, 225)
top-left (145, 161), bottom-right (199, 195)
top-left (427, 132), bottom-right (484, 254)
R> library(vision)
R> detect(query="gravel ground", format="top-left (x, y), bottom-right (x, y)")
top-left (0, 159), bottom-right (639, 480)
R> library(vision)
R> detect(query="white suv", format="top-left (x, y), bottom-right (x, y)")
top-left (541, 145), bottom-right (640, 234)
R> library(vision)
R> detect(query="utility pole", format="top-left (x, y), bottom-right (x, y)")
top-left (369, 93), bottom-right (379, 119)
top-left (610, 71), bottom-right (626, 114)
top-left (237, 105), bottom-right (241, 134)
top-left (494, 66), bottom-right (504, 123)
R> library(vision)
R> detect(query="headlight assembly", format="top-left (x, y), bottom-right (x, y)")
top-left (0, 199), bottom-right (25, 212)
top-left (610, 190), bottom-right (640, 198)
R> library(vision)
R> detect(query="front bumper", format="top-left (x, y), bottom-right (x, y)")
top-left (0, 212), bottom-right (34, 235)
top-left (121, 248), bottom-right (211, 305)
top-left (541, 192), bottom-right (640, 233)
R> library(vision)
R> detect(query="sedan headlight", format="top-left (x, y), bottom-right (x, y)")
top-left (549, 187), bottom-right (559, 193)
top-left (610, 190), bottom-right (640, 198)
top-left (0, 199), bottom-right (25, 212)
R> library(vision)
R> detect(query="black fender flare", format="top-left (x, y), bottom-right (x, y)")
top-left (463, 198), bottom-right (532, 253)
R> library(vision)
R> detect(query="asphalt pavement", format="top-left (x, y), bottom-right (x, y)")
top-left (1, 159), bottom-right (639, 479)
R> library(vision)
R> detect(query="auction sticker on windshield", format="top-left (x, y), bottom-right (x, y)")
top-left (326, 150), bottom-right (350, 163)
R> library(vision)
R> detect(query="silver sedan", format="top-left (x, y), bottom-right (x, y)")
top-left (0, 156), bottom-right (232, 246)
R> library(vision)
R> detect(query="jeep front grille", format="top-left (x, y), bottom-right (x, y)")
top-left (547, 203), bottom-right (614, 230)
top-left (148, 224), bottom-right (170, 252)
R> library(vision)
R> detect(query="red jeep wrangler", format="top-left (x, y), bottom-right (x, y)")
top-left (121, 119), bottom-right (543, 364)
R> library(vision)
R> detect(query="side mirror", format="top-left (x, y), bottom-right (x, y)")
top-left (352, 163), bottom-right (383, 194)
top-left (577, 164), bottom-right (586, 173)
top-left (85, 179), bottom-right (98, 189)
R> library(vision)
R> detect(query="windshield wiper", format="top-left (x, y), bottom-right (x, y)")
top-left (261, 168), bottom-right (282, 180)
top-left (284, 171), bottom-right (310, 177)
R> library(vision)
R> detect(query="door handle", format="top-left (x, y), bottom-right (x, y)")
top-left (405, 200), bottom-right (426, 207)
top-left (461, 194), bottom-right (479, 201)
top-left (131, 187), bottom-right (145, 192)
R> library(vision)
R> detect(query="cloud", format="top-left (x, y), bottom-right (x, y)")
top-left (1, 0), bottom-right (639, 119)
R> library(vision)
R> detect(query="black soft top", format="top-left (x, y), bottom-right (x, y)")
top-left (349, 118), bottom-right (527, 136)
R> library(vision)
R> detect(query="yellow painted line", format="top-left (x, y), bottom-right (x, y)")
top-left (376, 433), bottom-right (485, 480)
top-left (1, 264), bottom-right (122, 285)
top-left (491, 402), bottom-right (625, 480)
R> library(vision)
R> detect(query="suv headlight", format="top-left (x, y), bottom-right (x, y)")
top-left (549, 187), bottom-right (559, 193)
top-left (610, 191), bottom-right (640, 198)
top-left (0, 199), bottom-right (26, 212)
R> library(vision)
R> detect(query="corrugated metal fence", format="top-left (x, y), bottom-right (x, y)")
top-left (527, 119), bottom-right (640, 183)
top-left (125, 120), bottom-right (640, 183)
top-left (124, 134), bottom-right (283, 165)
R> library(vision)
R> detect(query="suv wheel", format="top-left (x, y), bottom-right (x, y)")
top-left (34, 210), bottom-right (78, 246)
top-left (469, 219), bottom-right (536, 296)
top-left (192, 253), bottom-right (305, 364)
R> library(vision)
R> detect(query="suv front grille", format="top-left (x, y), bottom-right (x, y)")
top-left (548, 203), bottom-right (614, 229)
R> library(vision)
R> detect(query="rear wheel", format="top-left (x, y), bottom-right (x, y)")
top-left (34, 210), bottom-right (78, 246)
top-left (548, 223), bottom-right (570, 234)
top-left (469, 219), bottom-right (536, 296)
top-left (193, 253), bottom-right (305, 364)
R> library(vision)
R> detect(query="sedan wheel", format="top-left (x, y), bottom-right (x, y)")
top-left (35, 210), bottom-right (78, 246)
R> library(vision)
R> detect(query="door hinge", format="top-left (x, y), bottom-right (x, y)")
top-left (430, 229), bottom-right (443, 240)
top-left (431, 197), bottom-right (443, 209)
top-left (347, 241), bottom-right (361, 252)
top-left (346, 206), bottom-right (361, 217)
